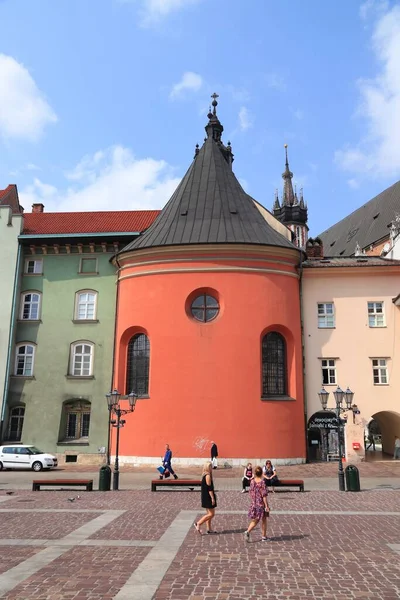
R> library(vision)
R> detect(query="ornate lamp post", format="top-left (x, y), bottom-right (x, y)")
top-left (317, 386), bottom-right (357, 492)
top-left (106, 389), bottom-right (137, 491)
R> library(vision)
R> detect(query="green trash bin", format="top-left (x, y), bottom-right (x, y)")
top-left (99, 465), bottom-right (112, 491)
top-left (345, 464), bottom-right (360, 492)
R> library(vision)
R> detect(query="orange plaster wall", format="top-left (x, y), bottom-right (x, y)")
top-left (113, 252), bottom-right (306, 461)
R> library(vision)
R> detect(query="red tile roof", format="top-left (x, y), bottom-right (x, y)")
top-left (22, 210), bottom-right (160, 235)
top-left (0, 185), bottom-right (23, 214)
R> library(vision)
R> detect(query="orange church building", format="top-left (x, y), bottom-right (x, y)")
top-left (113, 97), bottom-right (306, 464)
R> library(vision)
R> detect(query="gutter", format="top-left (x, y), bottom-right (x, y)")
top-left (106, 254), bottom-right (122, 465)
top-left (298, 250), bottom-right (309, 463)
top-left (0, 244), bottom-right (22, 441)
top-left (19, 232), bottom-right (140, 240)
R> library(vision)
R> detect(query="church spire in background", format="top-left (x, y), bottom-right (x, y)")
top-left (282, 144), bottom-right (295, 206)
top-left (272, 145), bottom-right (308, 249)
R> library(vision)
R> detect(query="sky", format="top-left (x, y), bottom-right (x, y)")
top-left (1, 0), bottom-right (400, 236)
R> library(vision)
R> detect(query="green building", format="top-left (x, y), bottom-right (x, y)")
top-left (3, 203), bottom-right (158, 465)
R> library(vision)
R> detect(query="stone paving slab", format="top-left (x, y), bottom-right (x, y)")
top-left (154, 514), bottom-right (400, 600)
top-left (0, 511), bottom-right (99, 539)
top-left (3, 546), bottom-right (151, 600)
top-left (2, 489), bottom-right (400, 512)
top-left (0, 547), bottom-right (42, 576)
top-left (0, 491), bottom-right (399, 599)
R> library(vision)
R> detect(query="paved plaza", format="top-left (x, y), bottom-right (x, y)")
top-left (0, 464), bottom-right (400, 599)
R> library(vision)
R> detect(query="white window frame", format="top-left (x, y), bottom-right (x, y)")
top-left (368, 301), bottom-right (385, 327)
top-left (20, 291), bottom-right (41, 320)
top-left (24, 259), bottom-right (43, 275)
top-left (318, 302), bottom-right (335, 328)
top-left (70, 342), bottom-right (94, 377)
top-left (321, 359), bottom-right (336, 385)
top-left (74, 290), bottom-right (98, 321)
top-left (14, 343), bottom-right (36, 376)
top-left (372, 358), bottom-right (388, 385)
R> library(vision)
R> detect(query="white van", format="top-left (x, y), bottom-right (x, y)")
top-left (0, 445), bottom-right (58, 471)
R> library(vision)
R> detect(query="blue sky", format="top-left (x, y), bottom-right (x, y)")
top-left (0, 0), bottom-right (399, 236)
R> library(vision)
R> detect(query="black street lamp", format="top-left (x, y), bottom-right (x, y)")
top-left (106, 389), bottom-right (138, 491)
top-left (317, 385), bottom-right (357, 492)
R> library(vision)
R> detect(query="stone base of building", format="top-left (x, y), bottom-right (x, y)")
top-left (55, 453), bottom-right (106, 466)
top-left (116, 456), bottom-right (306, 467)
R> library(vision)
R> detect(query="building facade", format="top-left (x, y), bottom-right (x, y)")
top-left (2, 205), bottom-right (159, 465)
top-left (0, 186), bottom-right (24, 441)
top-left (302, 239), bottom-right (400, 462)
top-left (112, 98), bottom-right (307, 465)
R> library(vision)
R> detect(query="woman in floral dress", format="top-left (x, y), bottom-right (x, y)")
top-left (244, 466), bottom-right (270, 542)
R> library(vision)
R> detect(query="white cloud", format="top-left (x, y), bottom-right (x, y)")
top-left (20, 145), bottom-right (181, 212)
top-left (238, 106), bottom-right (254, 132)
top-left (292, 108), bottom-right (304, 120)
top-left (348, 178), bottom-right (360, 189)
top-left (0, 54), bottom-right (57, 141)
top-left (123, 0), bottom-right (202, 27)
top-left (360, 0), bottom-right (388, 21)
top-left (335, 4), bottom-right (400, 178)
top-left (264, 72), bottom-right (286, 91)
top-left (170, 71), bottom-right (203, 99)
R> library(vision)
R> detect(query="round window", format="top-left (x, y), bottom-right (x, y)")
top-left (191, 294), bottom-right (219, 323)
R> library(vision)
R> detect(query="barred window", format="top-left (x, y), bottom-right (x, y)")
top-left (262, 332), bottom-right (287, 397)
top-left (126, 334), bottom-right (150, 396)
top-left (64, 401), bottom-right (91, 440)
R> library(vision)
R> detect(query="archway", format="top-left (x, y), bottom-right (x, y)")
top-left (307, 411), bottom-right (344, 462)
top-left (366, 411), bottom-right (400, 461)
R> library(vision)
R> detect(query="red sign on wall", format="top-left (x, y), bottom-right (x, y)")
top-left (352, 442), bottom-right (361, 450)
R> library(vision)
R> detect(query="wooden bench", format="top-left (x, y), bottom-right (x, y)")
top-left (151, 479), bottom-right (201, 492)
top-left (32, 479), bottom-right (93, 492)
top-left (270, 479), bottom-right (304, 492)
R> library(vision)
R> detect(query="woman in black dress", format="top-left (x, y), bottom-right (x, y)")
top-left (194, 462), bottom-right (217, 535)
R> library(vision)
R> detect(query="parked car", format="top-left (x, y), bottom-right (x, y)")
top-left (0, 445), bottom-right (58, 471)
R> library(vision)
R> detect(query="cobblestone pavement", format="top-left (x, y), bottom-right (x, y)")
top-left (0, 489), bottom-right (399, 599)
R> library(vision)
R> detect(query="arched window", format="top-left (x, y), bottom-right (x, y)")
top-left (126, 334), bottom-right (150, 396)
top-left (74, 290), bottom-right (98, 320)
top-left (262, 332), bottom-right (287, 397)
top-left (7, 406), bottom-right (25, 441)
top-left (15, 344), bottom-right (35, 376)
top-left (20, 291), bottom-right (41, 320)
top-left (70, 342), bottom-right (94, 377)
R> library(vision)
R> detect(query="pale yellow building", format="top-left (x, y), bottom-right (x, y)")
top-left (302, 239), bottom-right (400, 462)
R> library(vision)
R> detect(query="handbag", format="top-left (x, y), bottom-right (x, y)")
top-left (157, 466), bottom-right (165, 475)
top-left (212, 457), bottom-right (218, 468)
top-left (164, 470), bottom-right (171, 478)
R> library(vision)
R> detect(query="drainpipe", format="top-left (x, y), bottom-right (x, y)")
top-left (298, 249), bottom-right (310, 463)
top-left (106, 254), bottom-right (121, 465)
top-left (0, 244), bottom-right (22, 442)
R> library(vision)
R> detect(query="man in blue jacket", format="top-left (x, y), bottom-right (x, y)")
top-left (160, 443), bottom-right (178, 479)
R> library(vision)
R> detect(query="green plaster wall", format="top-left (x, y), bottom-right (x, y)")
top-left (8, 249), bottom-right (117, 458)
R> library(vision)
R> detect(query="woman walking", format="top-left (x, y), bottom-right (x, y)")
top-left (244, 466), bottom-right (270, 542)
top-left (194, 462), bottom-right (217, 535)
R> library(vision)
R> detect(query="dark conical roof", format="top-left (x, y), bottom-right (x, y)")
top-left (121, 99), bottom-right (295, 254)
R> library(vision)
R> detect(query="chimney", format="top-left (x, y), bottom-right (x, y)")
top-left (32, 203), bottom-right (44, 213)
top-left (306, 237), bottom-right (324, 259)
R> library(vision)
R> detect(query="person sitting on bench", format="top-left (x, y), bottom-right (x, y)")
top-left (262, 460), bottom-right (278, 492)
top-left (160, 443), bottom-right (178, 480)
top-left (242, 462), bottom-right (253, 493)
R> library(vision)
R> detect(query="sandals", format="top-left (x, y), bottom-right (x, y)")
top-left (193, 522), bottom-right (201, 535)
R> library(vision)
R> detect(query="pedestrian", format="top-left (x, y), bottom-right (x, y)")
top-left (366, 433), bottom-right (375, 451)
top-left (242, 462), bottom-right (253, 493)
top-left (394, 436), bottom-right (400, 460)
top-left (194, 462), bottom-right (217, 535)
top-left (244, 466), bottom-right (270, 542)
top-left (262, 459), bottom-right (278, 492)
top-left (211, 441), bottom-right (218, 469)
top-left (159, 444), bottom-right (178, 480)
